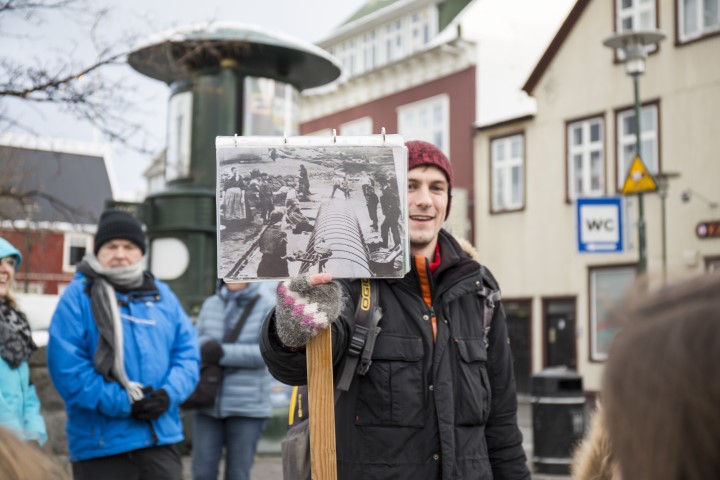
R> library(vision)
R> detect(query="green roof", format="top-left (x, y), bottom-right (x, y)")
top-left (342, 0), bottom-right (402, 25)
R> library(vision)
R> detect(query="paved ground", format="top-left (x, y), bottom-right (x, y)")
top-left (180, 397), bottom-right (573, 479)
top-left (52, 397), bottom-right (573, 479)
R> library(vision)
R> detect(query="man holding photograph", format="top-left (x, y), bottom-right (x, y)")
top-left (261, 141), bottom-right (529, 479)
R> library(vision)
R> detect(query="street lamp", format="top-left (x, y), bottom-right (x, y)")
top-left (603, 30), bottom-right (666, 274)
top-left (655, 171), bottom-right (680, 282)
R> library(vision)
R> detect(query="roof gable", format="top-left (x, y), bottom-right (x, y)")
top-left (0, 145), bottom-right (113, 224)
top-left (522, 0), bottom-right (590, 96)
top-left (342, 0), bottom-right (402, 25)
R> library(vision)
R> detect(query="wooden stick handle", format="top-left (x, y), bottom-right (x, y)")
top-left (307, 327), bottom-right (337, 480)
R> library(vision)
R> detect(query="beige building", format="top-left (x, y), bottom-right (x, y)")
top-left (474, 0), bottom-right (720, 393)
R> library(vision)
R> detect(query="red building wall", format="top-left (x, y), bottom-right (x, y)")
top-left (300, 66), bottom-right (477, 241)
top-left (0, 229), bottom-right (73, 295)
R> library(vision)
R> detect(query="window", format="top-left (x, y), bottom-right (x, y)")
top-left (679, 0), bottom-right (720, 41)
top-left (615, 0), bottom-right (658, 58)
top-left (616, 0), bottom-right (657, 31)
top-left (385, 20), bottom-right (403, 63)
top-left (409, 11), bottom-right (431, 52)
top-left (63, 233), bottom-right (92, 272)
top-left (342, 39), bottom-right (356, 77)
top-left (490, 134), bottom-right (524, 212)
top-left (589, 265), bottom-right (637, 361)
top-left (567, 117), bottom-right (605, 200)
top-left (397, 94), bottom-right (449, 156)
top-left (616, 104), bottom-right (659, 189)
top-left (340, 117), bottom-right (373, 136)
top-left (362, 31), bottom-right (377, 72)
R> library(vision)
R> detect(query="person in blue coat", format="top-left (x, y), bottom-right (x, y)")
top-left (47, 210), bottom-right (200, 480)
top-left (191, 279), bottom-right (277, 480)
top-left (0, 238), bottom-right (47, 445)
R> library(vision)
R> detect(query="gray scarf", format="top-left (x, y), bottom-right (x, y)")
top-left (77, 253), bottom-right (145, 403)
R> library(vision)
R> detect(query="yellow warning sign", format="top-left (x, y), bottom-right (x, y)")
top-left (621, 156), bottom-right (657, 195)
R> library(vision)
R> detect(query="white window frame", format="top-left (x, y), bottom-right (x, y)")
top-left (616, 0), bottom-right (658, 57)
top-left (678, 0), bottom-right (720, 42)
top-left (397, 94), bottom-right (450, 157)
top-left (589, 265), bottom-right (637, 361)
top-left (490, 133), bottom-right (525, 212)
top-left (342, 39), bottom-right (357, 77)
top-left (616, 0), bottom-right (658, 31)
top-left (385, 20), bottom-right (404, 63)
top-left (567, 117), bottom-right (605, 200)
top-left (362, 31), bottom-right (377, 73)
top-left (340, 117), bottom-right (373, 136)
top-left (616, 104), bottom-right (659, 189)
top-left (63, 233), bottom-right (92, 272)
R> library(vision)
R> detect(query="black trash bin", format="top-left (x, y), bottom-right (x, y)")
top-left (531, 367), bottom-right (586, 475)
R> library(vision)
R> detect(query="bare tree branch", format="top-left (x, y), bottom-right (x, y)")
top-left (0, 0), bottom-right (157, 157)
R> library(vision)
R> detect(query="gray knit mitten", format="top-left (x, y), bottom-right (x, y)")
top-left (275, 275), bottom-right (343, 348)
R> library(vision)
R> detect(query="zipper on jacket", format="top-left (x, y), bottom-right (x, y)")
top-left (429, 306), bottom-right (438, 343)
top-left (148, 421), bottom-right (158, 444)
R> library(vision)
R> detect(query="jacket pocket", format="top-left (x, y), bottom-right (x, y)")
top-left (355, 334), bottom-right (425, 427)
top-left (67, 409), bottom-right (104, 451)
top-left (454, 337), bottom-right (492, 426)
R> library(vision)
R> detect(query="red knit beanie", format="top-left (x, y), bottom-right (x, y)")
top-left (406, 140), bottom-right (453, 220)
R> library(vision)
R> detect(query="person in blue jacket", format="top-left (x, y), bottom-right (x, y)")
top-left (0, 238), bottom-right (47, 445)
top-left (191, 279), bottom-right (277, 480)
top-left (47, 210), bottom-right (200, 480)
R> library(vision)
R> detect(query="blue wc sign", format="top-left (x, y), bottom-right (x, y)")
top-left (576, 197), bottom-right (624, 253)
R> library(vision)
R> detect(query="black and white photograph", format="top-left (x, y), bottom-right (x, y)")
top-left (216, 136), bottom-right (408, 281)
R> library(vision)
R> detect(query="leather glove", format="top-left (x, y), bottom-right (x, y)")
top-left (201, 339), bottom-right (224, 364)
top-left (275, 275), bottom-right (343, 348)
top-left (131, 388), bottom-right (170, 421)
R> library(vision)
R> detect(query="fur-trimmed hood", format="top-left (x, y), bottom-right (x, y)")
top-left (456, 237), bottom-right (479, 261)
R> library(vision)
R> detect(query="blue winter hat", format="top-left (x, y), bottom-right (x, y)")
top-left (0, 238), bottom-right (22, 271)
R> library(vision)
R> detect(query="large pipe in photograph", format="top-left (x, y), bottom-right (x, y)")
top-left (300, 203), bottom-right (372, 277)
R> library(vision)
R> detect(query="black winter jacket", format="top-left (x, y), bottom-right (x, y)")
top-left (261, 230), bottom-right (529, 480)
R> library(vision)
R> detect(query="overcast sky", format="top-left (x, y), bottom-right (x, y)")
top-left (3, 0), bottom-right (367, 198)
top-left (3, 0), bottom-right (574, 200)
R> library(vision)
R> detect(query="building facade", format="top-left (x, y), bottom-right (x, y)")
top-left (0, 135), bottom-right (115, 295)
top-left (299, 0), bottom-right (575, 242)
top-left (474, 0), bottom-right (720, 392)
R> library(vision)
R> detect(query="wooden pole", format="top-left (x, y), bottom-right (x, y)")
top-left (306, 327), bottom-right (337, 480)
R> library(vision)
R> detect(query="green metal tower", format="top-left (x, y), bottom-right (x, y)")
top-left (128, 23), bottom-right (340, 315)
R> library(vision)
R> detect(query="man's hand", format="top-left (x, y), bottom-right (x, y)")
top-left (131, 388), bottom-right (170, 421)
top-left (275, 274), bottom-right (343, 348)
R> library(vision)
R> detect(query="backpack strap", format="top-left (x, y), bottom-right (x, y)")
top-left (336, 278), bottom-right (382, 392)
top-left (476, 266), bottom-right (501, 349)
top-left (223, 295), bottom-right (260, 343)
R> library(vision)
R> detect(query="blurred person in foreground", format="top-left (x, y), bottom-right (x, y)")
top-left (571, 401), bottom-right (619, 480)
top-left (191, 279), bottom-right (278, 480)
top-left (47, 210), bottom-right (200, 480)
top-left (603, 272), bottom-right (720, 480)
top-left (0, 425), bottom-right (67, 480)
top-left (0, 238), bottom-right (47, 445)
top-left (261, 141), bottom-right (529, 479)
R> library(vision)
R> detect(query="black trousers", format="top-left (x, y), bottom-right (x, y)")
top-left (72, 444), bottom-right (182, 480)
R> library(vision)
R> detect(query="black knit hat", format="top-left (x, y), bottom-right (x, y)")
top-left (94, 210), bottom-right (146, 255)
